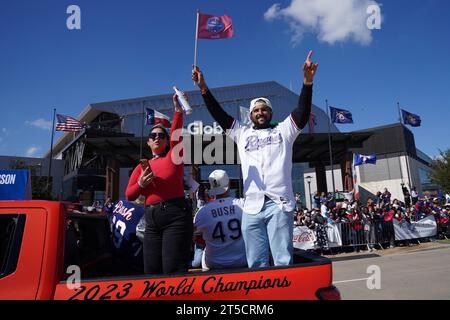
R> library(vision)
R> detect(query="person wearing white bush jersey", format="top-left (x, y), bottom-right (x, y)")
top-left (192, 50), bottom-right (318, 268)
top-left (194, 170), bottom-right (247, 270)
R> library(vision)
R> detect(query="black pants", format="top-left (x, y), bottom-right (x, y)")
top-left (143, 197), bottom-right (193, 275)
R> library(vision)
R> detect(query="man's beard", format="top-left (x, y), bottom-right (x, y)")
top-left (252, 116), bottom-right (271, 129)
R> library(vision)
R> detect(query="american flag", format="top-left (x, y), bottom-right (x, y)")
top-left (55, 114), bottom-right (84, 132)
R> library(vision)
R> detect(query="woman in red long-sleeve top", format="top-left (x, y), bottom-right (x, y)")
top-left (126, 94), bottom-right (193, 275)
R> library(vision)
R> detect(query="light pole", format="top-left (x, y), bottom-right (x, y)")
top-left (306, 176), bottom-right (312, 210)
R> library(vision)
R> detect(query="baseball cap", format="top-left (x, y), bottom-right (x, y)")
top-left (249, 97), bottom-right (272, 114)
top-left (207, 170), bottom-right (229, 196)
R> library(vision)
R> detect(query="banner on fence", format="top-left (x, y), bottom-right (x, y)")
top-left (293, 226), bottom-right (316, 250)
top-left (327, 223), bottom-right (343, 247)
top-left (394, 215), bottom-right (437, 240)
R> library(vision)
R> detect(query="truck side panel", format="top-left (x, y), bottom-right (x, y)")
top-left (54, 263), bottom-right (332, 300)
top-left (0, 207), bottom-right (47, 299)
top-left (36, 202), bottom-right (65, 300)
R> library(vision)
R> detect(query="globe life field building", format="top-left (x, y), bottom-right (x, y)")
top-left (45, 81), bottom-right (435, 207)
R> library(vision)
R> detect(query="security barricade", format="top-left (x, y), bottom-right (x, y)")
top-left (373, 221), bottom-right (395, 246)
top-left (338, 222), bottom-right (366, 247)
top-left (293, 219), bottom-right (438, 251)
top-left (306, 220), bottom-right (395, 250)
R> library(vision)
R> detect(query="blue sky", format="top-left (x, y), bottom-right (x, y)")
top-left (0, 0), bottom-right (449, 158)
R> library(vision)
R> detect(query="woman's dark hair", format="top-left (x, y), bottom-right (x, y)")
top-left (149, 124), bottom-right (170, 154)
top-left (149, 124), bottom-right (169, 139)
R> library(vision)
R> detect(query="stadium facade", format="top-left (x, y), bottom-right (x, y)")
top-left (42, 81), bottom-right (434, 206)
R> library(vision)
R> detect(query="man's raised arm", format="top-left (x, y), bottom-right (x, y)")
top-left (290, 50), bottom-right (319, 130)
top-left (192, 65), bottom-right (235, 131)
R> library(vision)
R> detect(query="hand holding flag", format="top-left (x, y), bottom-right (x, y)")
top-left (192, 65), bottom-right (208, 92)
top-left (303, 50), bottom-right (319, 85)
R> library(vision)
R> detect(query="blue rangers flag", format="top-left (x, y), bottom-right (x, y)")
top-left (401, 109), bottom-right (421, 127)
top-left (354, 154), bottom-right (377, 166)
top-left (330, 106), bottom-right (353, 124)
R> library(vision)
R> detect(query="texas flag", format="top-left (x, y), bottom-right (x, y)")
top-left (145, 108), bottom-right (171, 127)
top-left (197, 12), bottom-right (234, 39)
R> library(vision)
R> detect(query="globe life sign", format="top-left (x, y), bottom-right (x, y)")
top-left (171, 121), bottom-right (238, 165)
top-left (186, 121), bottom-right (224, 135)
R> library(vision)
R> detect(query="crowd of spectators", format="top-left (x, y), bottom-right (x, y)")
top-left (294, 185), bottom-right (450, 253)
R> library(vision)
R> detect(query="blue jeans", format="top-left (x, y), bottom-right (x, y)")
top-left (191, 243), bottom-right (205, 268)
top-left (241, 199), bottom-right (294, 268)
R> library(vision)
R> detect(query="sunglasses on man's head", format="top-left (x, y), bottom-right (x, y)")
top-left (149, 132), bottom-right (167, 140)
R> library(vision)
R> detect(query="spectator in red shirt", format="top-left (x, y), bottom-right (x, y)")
top-left (383, 206), bottom-right (395, 248)
top-left (384, 207), bottom-right (394, 222)
top-left (126, 94), bottom-right (193, 275)
top-left (394, 209), bottom-right (403, 222)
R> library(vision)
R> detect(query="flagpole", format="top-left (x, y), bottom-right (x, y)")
top-left (398, 102), bottom-right (413, 188)
top-left (352, 155), bottom-right (358, 199)
top-left (140, 101), bottom-right (145, 160)
top-left (194, 10), bottom-right (200, 69)
top-left (47, 108), bottom-right (56, 194)
top-left (325, 99), bottom-right (336, 195)
top-left (405, 151), bottom-right (412, 188)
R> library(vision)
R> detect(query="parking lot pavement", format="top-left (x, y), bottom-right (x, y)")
top-left (332, 244), bottom-right (450, 300)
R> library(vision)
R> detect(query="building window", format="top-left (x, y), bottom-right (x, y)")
top-left (419, 168), bottom-right (431, 185)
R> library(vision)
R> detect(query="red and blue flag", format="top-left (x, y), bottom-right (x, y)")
top-left (197, 13), bottom-right (234, 40)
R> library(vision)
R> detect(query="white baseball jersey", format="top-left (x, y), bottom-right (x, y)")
top-left (194, 197), bottom-right (247, 269)
top-left (227, 115), bottom-right (302, 214)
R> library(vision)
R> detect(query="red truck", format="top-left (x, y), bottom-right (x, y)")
top-left (0, 200), bottom-right (340, 300)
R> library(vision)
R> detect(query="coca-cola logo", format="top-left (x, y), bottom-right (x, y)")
top-left (293, 232), bottom-right (313, 242)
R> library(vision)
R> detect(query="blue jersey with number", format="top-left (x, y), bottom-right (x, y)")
top-left (108, 200), bottom-right (145, 268)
